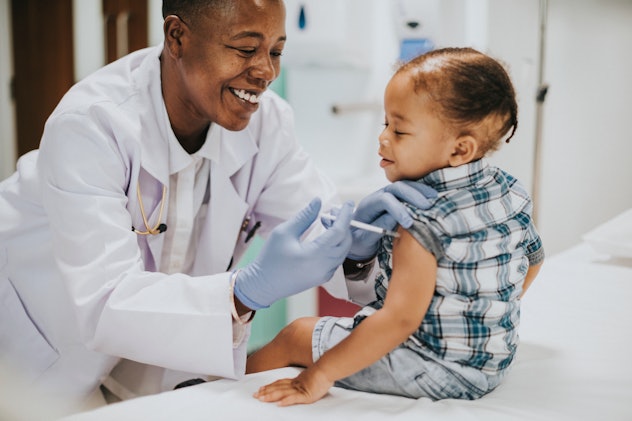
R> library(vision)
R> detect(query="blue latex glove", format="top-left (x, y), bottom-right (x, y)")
top-left (234, 198), bottom-right (354, 310)
top-left (347, 180), bottom-right (437, 260)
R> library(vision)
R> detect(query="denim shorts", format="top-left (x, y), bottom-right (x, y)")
top-left (312, 316), bottom-right (504, 400)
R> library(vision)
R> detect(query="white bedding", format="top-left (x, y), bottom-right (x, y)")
top-left (62, 242), bottom-right (632, 421)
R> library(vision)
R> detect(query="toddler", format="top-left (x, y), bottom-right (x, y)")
top-left (246, 47), bottom-right (544, 406)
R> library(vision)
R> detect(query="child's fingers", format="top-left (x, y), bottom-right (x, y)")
top-left (253, 379), bottom-right (296, 402)
top-left (254, 378), bottom-right (314, 406)
top-left (277, 393), bottom-right (309, 407)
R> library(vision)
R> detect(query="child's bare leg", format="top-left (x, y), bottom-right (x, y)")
top-left (246, 317), bottom-right (319, 374)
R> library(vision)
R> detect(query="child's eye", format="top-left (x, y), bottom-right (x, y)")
top-left (383, 121), bottom-right (407, 136)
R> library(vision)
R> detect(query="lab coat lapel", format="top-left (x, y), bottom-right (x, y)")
top-left (193, 129), bottom-right (257, 275)
top-left (197, 166), bottom-right (248, 274)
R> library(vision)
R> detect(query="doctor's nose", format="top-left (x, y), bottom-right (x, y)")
top-left (250, 53), bottom-right (279, 84)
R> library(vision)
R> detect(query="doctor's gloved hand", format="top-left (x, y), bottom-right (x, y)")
top-left (234, 198), bottom-right (354, 310)
top-left (346, 181), bottom-right (437, 260)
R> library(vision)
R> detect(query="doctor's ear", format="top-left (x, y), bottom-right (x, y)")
top-left (448, 135), bottom-right (479, 167)
top-left (163, 15), bottom-right (187, 57)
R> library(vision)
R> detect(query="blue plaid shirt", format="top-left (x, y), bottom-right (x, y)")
top-left (370, 159), bottom-right (544, 375)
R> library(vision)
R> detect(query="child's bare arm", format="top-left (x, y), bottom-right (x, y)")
top-left (520, 261), bottom-right (542, 298)
top-left (314, 226), bottom-right (436, 377)
top-left (255, 227), bottom-right (436, 406)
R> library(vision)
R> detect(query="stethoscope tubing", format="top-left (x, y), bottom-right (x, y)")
top-left (133, 182), bottom-right (167, 235)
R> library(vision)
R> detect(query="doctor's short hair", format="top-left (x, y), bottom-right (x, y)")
top-left (162, 0), bottom-right (235, 28)
top-left (399, 47), bottom-right (518, 156)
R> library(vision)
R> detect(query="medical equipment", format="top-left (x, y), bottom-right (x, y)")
top-left (240, 217), bottom-right (262, 243)
top-left (132, 183), bottom-right (167, 235)
top-left (395, 0), bottom-right (437, 62)
top-left (321, 213), bottom-right (400, 238)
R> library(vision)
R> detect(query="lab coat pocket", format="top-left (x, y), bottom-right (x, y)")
top-left (0, 264), bottom-right (59, 383)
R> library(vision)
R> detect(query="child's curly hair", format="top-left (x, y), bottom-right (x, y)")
top-left (398, 47), bottom-right (518, 156)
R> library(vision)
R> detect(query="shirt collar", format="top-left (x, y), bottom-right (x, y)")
top-left (167, 123), bottom-right (221, 175)
top-left (420, 159), bottom-right (490, 192)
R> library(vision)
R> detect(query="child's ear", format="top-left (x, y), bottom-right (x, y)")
top-left (448, 135), bottom-right (479, 167)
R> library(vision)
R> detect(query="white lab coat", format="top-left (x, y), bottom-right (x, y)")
top-left (0, 45), bottom-right (353, 413)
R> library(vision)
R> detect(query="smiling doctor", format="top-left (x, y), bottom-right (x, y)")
top-left (0, 0), bottom-right (433, 414)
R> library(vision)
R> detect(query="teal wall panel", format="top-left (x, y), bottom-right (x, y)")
top-left (236, 236), bottom-right (287, 353)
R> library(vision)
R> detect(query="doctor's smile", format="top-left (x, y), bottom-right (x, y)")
top-left (230, 88), bottom-right (262, 105)
top-left (227, 85), bottom-right (266, 118)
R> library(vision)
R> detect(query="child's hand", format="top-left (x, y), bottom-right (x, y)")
top-left (253, 368), bottom-right (333, 406)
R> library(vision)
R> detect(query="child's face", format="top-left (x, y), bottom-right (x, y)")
top-left (378, 72), bottom-right (456, 182)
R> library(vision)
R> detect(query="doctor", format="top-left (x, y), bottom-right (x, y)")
top-left (0, 0), bottom-right (434, 414)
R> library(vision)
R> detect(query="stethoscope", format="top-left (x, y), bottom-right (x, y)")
top-left (131, 182), bottom-right (262, 242)
top-left (132, 183), bottom-right (168, 235)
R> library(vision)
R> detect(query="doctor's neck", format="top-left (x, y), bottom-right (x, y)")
top-left (176, 126), bottom-right (209, 154)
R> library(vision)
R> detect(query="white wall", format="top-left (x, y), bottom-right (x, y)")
top-left (73, 0), bottom-right (105, 81)
top-left (484, 0), bottom-right (540, 202)
top-left (73, 0), bottom-right (164, 79)
top-left (148, 0), bottom-right (164, 46)
top-left (537, 0), bottom-right (632, 254)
